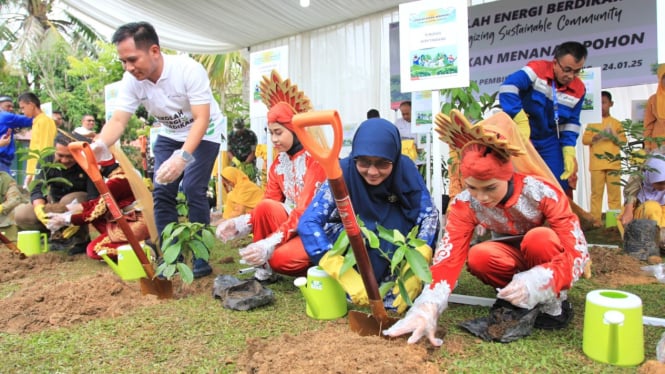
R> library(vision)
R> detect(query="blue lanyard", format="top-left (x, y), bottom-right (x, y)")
top-left (552, 80), bottom-right (560, 138)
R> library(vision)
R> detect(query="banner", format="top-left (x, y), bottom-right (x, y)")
top-left (399, 0), bottom-right (469, 93)
top-left (469, 0), bottom-right (658, 95)
top-left (249, 46), bottom-right (289, 119)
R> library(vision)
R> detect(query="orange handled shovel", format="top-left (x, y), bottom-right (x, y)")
top-left (292, 110), bottom-right (398, 336)
top-left (68, 142), bottom-right (173, 299)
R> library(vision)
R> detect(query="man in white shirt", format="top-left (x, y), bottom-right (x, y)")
top-left (73, 114), bottom-right (97, 140)
top-left (394, 101), bottom-right (414, 139)
top-left (93, 22), bottom-right (224, 279)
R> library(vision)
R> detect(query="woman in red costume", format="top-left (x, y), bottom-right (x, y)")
top-left (384, 110), bottom-right (589, 346)
top-left (216, 71), bottom-right (326, 281)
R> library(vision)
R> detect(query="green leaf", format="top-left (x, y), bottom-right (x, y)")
top-left (360, 227), bottom-right (379, 249)
top-left (189, 240), bottom-right (209, 261)
top-left (177, 262), bottom-right (194, 284)
top-left (409, 238), bottom-right (427, 248)
top-left (201, 228), bottom-right (215, 249)
top-left (162, 222), bottom-right (177, 236)
top-left (339, 251), bottom-right (356, 276)
top-left (406, 225), bottom-right (420, 240)
top-left (162, 263), bottom-right (177, 279)
top-left (392, 229), bottom-right (406, 245)
top-left (163, 242), bottom-right (182, 264)
top-left (330, 230), bottom-right (349, 256)
top-left (379, 281), bottom-right (394, 298)
top-left (390, 245), bottom-right (407, 274)
top-left (45, 177), bottom-right (73, 186)
top-left (171, 225), bottom-right (187, 239)
top-left (377, 225), bottom-right (394, 243)
top-left (397, 278), bottom-right (413, 305)
top-left (404, 249), bottom-right (432, 284)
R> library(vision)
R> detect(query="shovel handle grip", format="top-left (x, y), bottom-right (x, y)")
top-left (67, 142), bottom-right (103, 184)
top-left (292, 110), bottom-right (343, 179)
top-left (68, 142), bottom-right (154, 278)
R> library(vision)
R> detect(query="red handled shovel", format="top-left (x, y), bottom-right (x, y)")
top-left (68, 142), bottom-right (173, 299)
top-left (292, 110), bottom-right (398, 336)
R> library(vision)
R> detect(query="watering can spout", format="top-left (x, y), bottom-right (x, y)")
top-left (98, 250), bottom-right (120, 273)
top-left (294, 266), bottom-right (347, 320)
top-left (294, 277), bottom-right (319, 318)
top-left (99, 245), bottom-right (148, 281)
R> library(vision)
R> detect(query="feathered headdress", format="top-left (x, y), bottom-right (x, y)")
top-left (260, 70), bottom-right (312, 114)
top-left (434, 109), bottom-right (525, 160)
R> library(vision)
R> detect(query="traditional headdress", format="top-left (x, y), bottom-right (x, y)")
top-left (434, 110), bottom-right (524, 181)
top-left (260, 70), bottom-right (312, 132)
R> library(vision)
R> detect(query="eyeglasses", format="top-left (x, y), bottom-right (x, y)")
top-left (354, 157), bottom-right (393, 170)
top-left (555, 59), bottom-right (583, 76)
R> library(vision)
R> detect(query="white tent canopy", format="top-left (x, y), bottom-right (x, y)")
top-left (61, 0), bottom-right (405, 53)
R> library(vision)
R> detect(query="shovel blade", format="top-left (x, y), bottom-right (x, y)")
top-left (139, 277), bottom-right (174, 299)
top-left (348, 310), bottom-right (399, 337)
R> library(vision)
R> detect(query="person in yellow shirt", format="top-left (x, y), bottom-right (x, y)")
top-left (221, 166), bottom-right (264, 219)
top-left (644, 64), bottom-right (665, 151)
top-left (581, 91), bottom-right (626, 222)
top-left (17, 92), bottom-right (57, 188)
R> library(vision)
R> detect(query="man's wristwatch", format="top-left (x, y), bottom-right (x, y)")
top-left (180, 150), bottom-right (194, 162)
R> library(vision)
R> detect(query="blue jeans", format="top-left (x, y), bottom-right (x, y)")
top-left (152, 136), bottom-right (219, 236)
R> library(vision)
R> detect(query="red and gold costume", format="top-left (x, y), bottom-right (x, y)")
top-left (432, 172), bottom-right (587, 293)
top-left (237, 71), bottom-right (326, 276)
top-left (431, 110), bottom-right (589, 296)
top-left (70, 164), bottom-right (149, 260)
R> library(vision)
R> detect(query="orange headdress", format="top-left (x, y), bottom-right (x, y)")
top-left (260, 70), bottom-right (312, 132)
top-left (435, 110), bottom-right (523, 181)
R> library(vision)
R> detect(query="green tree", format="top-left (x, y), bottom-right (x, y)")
top-left (195, 51), bottom-right (249, 128)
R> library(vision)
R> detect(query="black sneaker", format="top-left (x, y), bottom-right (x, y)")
top-left (67, 243), bottom-right (87, 256)
top-left (192, 258), bottom-right (212, 279)
top-left (50, 237), bottom-right (76, 251)
top-left (534, 300), bottom-right (573, 330)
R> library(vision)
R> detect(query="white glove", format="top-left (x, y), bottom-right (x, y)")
top-left (155, 149), bottom-right (194, 184)
top-left (239, 234), bottom-right (282, 267)
top-left (66, 199), bottom-right (82, 214)
top-left (46, 211), bottom-right (73, 232)
top-left (215, 214), bottom-right (252, 242)
top-left (90, 141), bottom-right (113, 163)
top-left (383, 282), bottom-right (450, 346)
top-left (496, 266), bottom-right (556, 310)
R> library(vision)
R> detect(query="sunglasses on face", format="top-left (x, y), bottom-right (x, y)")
top-left (354, 157), bottom-right (393, 170)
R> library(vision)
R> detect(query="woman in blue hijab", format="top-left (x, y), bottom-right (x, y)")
top-left (297, 118), bottom-right (439, 313)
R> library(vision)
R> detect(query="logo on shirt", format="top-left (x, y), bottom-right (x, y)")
top-left (156, 110), bottom-right (193, 129)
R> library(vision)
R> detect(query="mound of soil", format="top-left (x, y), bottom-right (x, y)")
top-left (236, 321), bottom-right (441, 374)
top-left (588, 245), bottom-right (658, 286)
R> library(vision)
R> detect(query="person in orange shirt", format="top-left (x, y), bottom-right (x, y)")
top-left (644, 64), bottom-right (665, 151)
top-left (582, 91), bottom-right (626, 221)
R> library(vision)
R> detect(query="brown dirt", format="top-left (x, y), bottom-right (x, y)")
top-left (236, 321), bottom-right (441, 374)
top-left (638, 360), bottom-right (665, 374)
top-left (587, 245), bottom-right (658, 287)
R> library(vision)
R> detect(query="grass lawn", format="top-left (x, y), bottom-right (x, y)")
top-left (0, 226), bottom-right (663, 373)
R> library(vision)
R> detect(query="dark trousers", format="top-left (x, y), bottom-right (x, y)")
top-left (152, 136), bottom-right (219, 235)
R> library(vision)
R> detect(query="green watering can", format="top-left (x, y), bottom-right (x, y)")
top-left (99, 244), bottom-right (148, 281)
top-left (294, 266), bottom-right (347, 320)
top-left (583, 289), bottom-right (644, 367)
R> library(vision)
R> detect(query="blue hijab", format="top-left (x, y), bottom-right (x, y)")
top-left (340, 118), bottom-right (424, 278)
